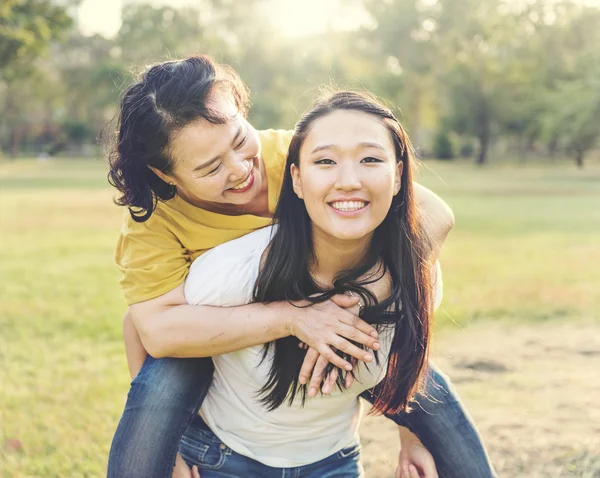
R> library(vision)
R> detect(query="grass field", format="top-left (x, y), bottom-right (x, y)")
top-left (1, 158), bottom-right (599, 477)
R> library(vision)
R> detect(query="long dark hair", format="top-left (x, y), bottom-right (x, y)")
top-left (107, 55), bottom-right (250, 222)
top-left (253, 91), bottom-right (433, 416)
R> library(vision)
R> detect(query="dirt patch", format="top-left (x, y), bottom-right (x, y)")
top-left (359, 321), bottom-right (600, 477)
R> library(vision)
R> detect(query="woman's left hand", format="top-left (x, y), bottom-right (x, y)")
top-left (396, 427), bottom-right (438, 478)
top-left (298, 294), bottom-right (361, 396)
top-left (172, 453), bottom-right (201, 478)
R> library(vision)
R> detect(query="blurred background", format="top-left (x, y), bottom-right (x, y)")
top-left (1, 0), bottom-right (599, 477)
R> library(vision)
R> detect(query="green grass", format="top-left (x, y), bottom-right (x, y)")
top-left (0, 158), bottom-right (599, 476)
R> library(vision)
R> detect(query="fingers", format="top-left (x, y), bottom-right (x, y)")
top-left (336, 322), bottom-right (380, 351)
top-left (345, 370), bottom-right (355, 388)
top-left (330, 293), bottom-right (360, 308)
top-left (409, 464), bottom-right (421, 478)
top-left (308, 355), bottom-right (329, 397)
top-left (192, 466), bottom-right (201, 478)
top-left (331, 337), bottom-right (374, 363)
top-left (402, 461), bottom-right (410, 478)
top-left (338, 311), bottom-right (378, 339)
top-left (299, 347), bottom-right (319, 385)
top-left (316, 343), bottom-right (353, 371)
top-left (322, 367), bottom-right (338, 395)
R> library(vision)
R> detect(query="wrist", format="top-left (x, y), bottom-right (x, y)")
top-left (398, 426), bottom-right (421, 448)
top-left (269, 301), bottom-right (298, 338)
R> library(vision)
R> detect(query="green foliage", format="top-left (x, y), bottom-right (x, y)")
top-left (0, 0), bottom-right (72, 79)
top-left (0, 0), bottom-right (599, 163)
top-left (433, 129), bottom-right (455, 160)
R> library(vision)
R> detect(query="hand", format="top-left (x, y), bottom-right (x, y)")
top-left (396, 427), bottom-right (438, 478)
top-left (172, 453), bottom-right (201, 478)
top-left (287, 294), bottom-right (380, 372)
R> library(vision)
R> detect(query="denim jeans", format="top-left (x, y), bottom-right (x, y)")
top-left (179, 415), bottom-right (364, 478)
top-left (107, 356), bottom-right (497, 478)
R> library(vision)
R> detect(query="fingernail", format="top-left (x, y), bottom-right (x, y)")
top-left (370, 331), bottom-right (378, 338)
top-left (345, 363), bottom-right (353, 371)
top-left (299, 377), bottom-right (306, 384)
top-left (309, 387), bottom-right (316, 396)
top-left (372, 341), bottom-right (380, 349)
top-left (364, 353), bottom-right (373, 361)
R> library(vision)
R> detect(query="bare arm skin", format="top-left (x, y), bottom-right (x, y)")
top-left (123, 309), bottom-right (147, 379)
top-left (129, 283), bottom-right (379, 368)
top-left (412, 182), bottom-right (455, 258)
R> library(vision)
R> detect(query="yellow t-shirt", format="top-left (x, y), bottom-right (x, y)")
top-left (115, 129), bottom-right (294, 305)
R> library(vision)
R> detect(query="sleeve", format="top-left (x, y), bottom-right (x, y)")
top-left (114, 210), bottom-right (190, 305)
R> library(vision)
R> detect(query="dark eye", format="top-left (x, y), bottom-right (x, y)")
top-left (315, 158), bottom-right (335, 165)
top-left (361, 157), bottom-right (383, 163)
top-left (205, 163), bottom-right (222, 176)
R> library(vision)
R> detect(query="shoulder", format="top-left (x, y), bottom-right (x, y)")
top-left (258, 129), bottom-right (294, 152)
top-left (184, 226), bottom-right (276, 306)
top-left (258, 129), bottom-right (294, 169)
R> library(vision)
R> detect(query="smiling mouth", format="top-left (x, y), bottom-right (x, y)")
top-left (228, 170), bottom-right (254, 192)
top-left (329, 200), bottom-right (369, 212)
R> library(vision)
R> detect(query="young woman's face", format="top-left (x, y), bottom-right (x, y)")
top-left (291, 109), bottom-right (402, 242)
top-left (158, 92), bottom-right (263, 209)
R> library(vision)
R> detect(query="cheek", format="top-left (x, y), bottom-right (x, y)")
top-left (184, 176), bottom-right (223, 200)
top-left (245, 131), bottom-right (261, 157)
top-left (299, 170), bottom-right (331, 206)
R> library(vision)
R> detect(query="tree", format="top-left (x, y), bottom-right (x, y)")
top-left (0, 0), bottom-right (72, 78)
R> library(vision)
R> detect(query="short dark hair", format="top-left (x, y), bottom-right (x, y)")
top-left (107, 55), bottom-right (250, 222)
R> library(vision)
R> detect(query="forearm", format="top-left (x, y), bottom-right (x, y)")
top-left (134, 301), bottom-right (291, 359)
top-left (123, 309), bottom-right (148, 378)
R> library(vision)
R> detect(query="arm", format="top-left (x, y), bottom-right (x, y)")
top-left (131, 283), bottom-right (379, 370)
top-left (123, 309), bottom-right (148, 379)
top-left (412, 182), bottom-right (455, 258)
top-left (396, 426), bottom-right (438, 478)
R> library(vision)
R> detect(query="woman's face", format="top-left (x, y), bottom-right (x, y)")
top-left (291, 109), bottom-right (402, 243)
top-left (155, 92), bottom-right (263, 210)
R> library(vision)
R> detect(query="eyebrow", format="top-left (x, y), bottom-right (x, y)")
top-left (192, 123), bottom-right (244, 173)
top-left (310, 142), bottom-right (386, 154)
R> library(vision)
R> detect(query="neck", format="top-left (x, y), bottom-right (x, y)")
top-left (310, 228), bottom-right (373, 288)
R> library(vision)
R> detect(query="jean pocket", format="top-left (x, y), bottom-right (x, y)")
top-left (336, 442), bottom-right (361, 459)
top-left (179, 423), bottom-right (228, 470)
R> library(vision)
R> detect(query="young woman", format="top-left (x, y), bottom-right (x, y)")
top-left (107, 56), bottom-right (496, 478)
top-left (177, 90), bottom-right (439, 477)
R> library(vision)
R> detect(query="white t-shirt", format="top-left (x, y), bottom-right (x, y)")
top-left (184, 225), bottom-right (442, 468)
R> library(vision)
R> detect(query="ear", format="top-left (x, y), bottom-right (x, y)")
top-left (393, 161), bottom-right (403, 196)
top-left (148, 165), bottom-right (175, 186)
top-left (290, 163), bottom-right (304, 199)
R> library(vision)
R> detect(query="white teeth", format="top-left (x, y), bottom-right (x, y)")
top-left (231, 173), bottom-right (252, 190)
top-left (330, 201), bottom-right (367, 212)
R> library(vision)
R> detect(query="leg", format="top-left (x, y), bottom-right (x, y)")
top-left (107, 355), bottom-right (214, 478)
top-left (361, 363), bottom-right (497, 478)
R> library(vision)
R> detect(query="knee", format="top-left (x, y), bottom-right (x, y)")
top-left (128, 356), bottom-right (214, 408)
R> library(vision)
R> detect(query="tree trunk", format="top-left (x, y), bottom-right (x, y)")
top-left (476, 129), bottom-right (490, 165)
top-left (575, 150), bottom-right (584, 169)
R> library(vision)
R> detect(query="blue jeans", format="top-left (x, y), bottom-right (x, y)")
top-left (179, 415), bottom-right (364, 477)
top-left (107, 357), bottom-right (497, 478)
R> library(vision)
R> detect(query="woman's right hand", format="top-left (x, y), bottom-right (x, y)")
top-left (287, 294), bottom-right (379, 374)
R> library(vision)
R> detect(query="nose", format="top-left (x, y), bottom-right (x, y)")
top-left (334, 162), bottom-right (361, 192)
top-left (227, 157), bottom-right (252, 183)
